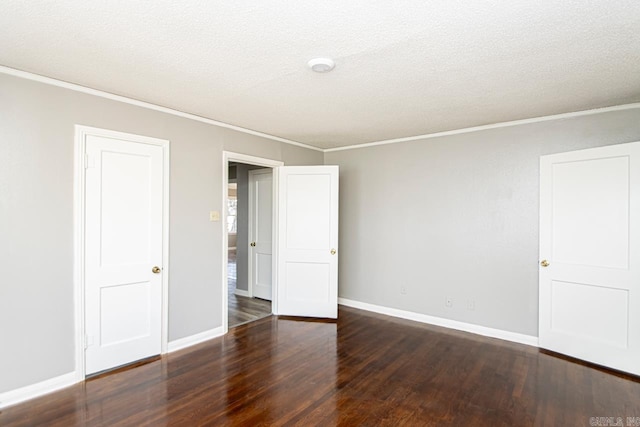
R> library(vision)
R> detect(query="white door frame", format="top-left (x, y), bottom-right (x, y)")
top-left (222, 152), bottom-right (283, 333)
top-left (73, 125), bottom-right (170, 380)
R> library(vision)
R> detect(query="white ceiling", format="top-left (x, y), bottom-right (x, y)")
top-left (1, 1), bottom-right (639, 150)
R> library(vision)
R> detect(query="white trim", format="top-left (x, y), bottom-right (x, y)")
top-left (224, 152), bottom-right (285, 168)
top-left (325, 103), bottom-right (640, 152)
top-left (0, 65), bottom-right (322, 152)
top-left (222, 152), bottom-right (283, 335)
top-left (73, 128), bottom-right (87, 382)
top-left (234, 289), bottom-right (251, 297)
top-left (73, 125), bottom-right (171, 380)
top-left (0, 372), bottom-right (79, 409)
top-left (167, 327), bottom-right (225, 353)
top-left (338, 298), bottom-right (539, 347)
top-left (222, 154), bottom-right (229, 334)
top-left (161, 140), bottom-right (171, 355)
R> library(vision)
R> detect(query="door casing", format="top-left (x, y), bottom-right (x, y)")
top-left (74, 125), bottom-right (170, 380)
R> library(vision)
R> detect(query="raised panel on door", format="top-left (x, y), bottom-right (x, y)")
top-left (85, 134), bottom-right (164, 375)
top-left (250, 169), bottom-right (273, 301)
top-left (539, 141), bottom-right (640, 375)
top-left (551, 156), bottom-right (629, 269)
top-left (276, 166), bottom-right (339, 318)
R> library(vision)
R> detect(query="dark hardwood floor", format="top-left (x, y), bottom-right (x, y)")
top-left (2, 306), bottom-right (640, 426)
top-left (228, 249), bottom-right (271, 328)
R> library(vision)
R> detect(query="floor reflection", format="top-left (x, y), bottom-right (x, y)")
top-left (221, 317), bottom-right (337, 425)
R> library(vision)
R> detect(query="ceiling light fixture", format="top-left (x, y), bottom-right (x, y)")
top-left (308, 58), bottom-right (335, 73)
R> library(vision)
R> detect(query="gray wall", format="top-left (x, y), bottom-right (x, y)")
top-left (0, 73), bottom-right (322, 394)
top-left (325, 108), bottom-right (640, 337)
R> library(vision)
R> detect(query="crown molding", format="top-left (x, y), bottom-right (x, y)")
top-left (3, 65), bottom-right (638, 154)
top-left (325, 103), bottom-right (640, 153)
top-left (0, 65), bottom-right (323, 152)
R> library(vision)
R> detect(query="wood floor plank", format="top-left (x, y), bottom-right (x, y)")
top-left (2, 306), bottom-right (640, 426)
top-left (228, 249), bottom-right (272, 328)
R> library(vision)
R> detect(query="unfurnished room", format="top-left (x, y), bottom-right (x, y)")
top-left (1, 1), bottom-right (640, 426)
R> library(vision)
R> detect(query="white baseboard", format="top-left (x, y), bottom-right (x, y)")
top-left (0, 326), bottom-right (225, 409)
top-left (167, 326), bottom-right (225, 353)
top-left (0, 371), bottom-right (79, 409)
top-left (338, 298), bottom-right (539, 347)
top-left (234, 289), bottom-right (250, 297)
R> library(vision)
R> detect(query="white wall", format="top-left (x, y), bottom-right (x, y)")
top-left (0, 72), bottom-right (322, 394)
top-left (325, 107), bottom-right (640, 337)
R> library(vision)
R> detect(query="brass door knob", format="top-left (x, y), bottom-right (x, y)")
top-left (331, 248), bottom-right (337, 255)
top-left (250, 242), bottom-right (256, 247)
top-left (152, 266), bottom-right (162, 274)
top-left (540, 260), bottom-right (549, 267)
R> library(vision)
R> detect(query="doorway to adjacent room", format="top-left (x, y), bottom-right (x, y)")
top-left (226, 160), bottom-right (275, 328)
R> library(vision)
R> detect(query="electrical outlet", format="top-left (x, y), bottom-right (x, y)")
top-left (209, 211), bottom-right (220, 222)
top-left (467, 300), bottom-right (475, 311)
top-left (445, 296), bottom-right (453, 308)
top-left (400, 286), bottom-right (407, 295)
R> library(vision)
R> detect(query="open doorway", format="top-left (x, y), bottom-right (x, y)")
top-left (227, 163), bottom-right (271, 327)
top-left (222, 152), bottom-right (340, 331)
top-left (222, 152), bottom-right (283, 332)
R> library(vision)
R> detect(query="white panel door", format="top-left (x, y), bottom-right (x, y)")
top-left (539, 141), bottom-right (640, 375)
top-left (249, 169), bottom-right (273, 301)
top-left (276, 166), bottom-right (339, 318)
top-left (85, 134), bottom-right (164, 375)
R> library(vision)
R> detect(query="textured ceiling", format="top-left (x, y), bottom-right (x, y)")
top-left (1, 1), bottom-right (639, 149)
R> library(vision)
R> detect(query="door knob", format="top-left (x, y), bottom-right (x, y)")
top-left (540, 260), bottom-right (549, 267)
top-left (250, 242), bottom-right (256, 247)
top-left (152, 266), bottom-right (162, 274)
top-left (331, 248), bottom-right (337, 255)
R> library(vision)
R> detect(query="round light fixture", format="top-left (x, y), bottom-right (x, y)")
top-left (308, 58), bottom-right (335, 73)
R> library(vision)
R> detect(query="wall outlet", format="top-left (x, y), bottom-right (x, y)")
top-left (400, 286), bottom-right (407, 295)
top-left (467, 300), bottom-right (475, 311)
top-left (445, 296), bottom-right (453, 308)
top-left (209, 211), bottom-right (220, 222)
